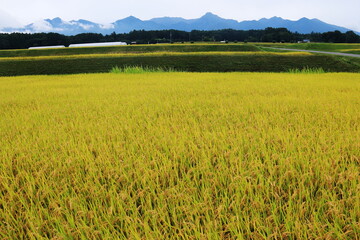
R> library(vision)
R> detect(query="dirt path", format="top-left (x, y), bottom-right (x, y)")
top-left (264, 47), bottom-right (360, 58)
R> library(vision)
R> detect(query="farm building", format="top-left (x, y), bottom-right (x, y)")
top-left (29, 45), bottom-right (66, 49)
top-left (69, 42), bottom-right (127, 48)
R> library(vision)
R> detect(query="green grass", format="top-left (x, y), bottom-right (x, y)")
top-left (340, 50), bottom-right (360, 54)
top-left (0, 43), bottom-right (261, 58)
top-left (110, 65), bottom-right (177, 73)
top-left (288, 67), bottom-right (326, 74)
top-left (1, 52), bottom-right (359, 76)
top-left (258, 46), bottom-right (299, 53)
top-left (1, 72), bottom-right (359, 239)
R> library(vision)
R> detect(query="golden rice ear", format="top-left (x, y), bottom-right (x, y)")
top-left (1, 70), bottom-right (358, 239)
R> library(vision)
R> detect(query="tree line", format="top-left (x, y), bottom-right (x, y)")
top-left (0, 28), bottom-right (359, 49)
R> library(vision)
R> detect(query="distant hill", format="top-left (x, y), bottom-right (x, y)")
top-left (2, 12), bottom-right (359, 35)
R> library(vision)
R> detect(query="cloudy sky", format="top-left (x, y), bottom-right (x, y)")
top-left (1, 0), bottom-right (360, 31)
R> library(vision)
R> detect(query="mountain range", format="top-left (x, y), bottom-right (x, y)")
top-left (1, 12), bottom-right (358, 35)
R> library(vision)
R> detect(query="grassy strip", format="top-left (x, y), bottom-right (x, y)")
top-left (110, 65), bottom-right (178, 73)
top-left (0, 44), bottom-right (261, 58)
top-left (257, 43), bottom-right (360, 53)
top-left (1, 53), bottom-right (359, 76)
top-left (340, 50), bottom-right (360, 54)
top-left (0, 51), bottom-right (311, 61)
top-left (288, 67), bottom-right (326, 74)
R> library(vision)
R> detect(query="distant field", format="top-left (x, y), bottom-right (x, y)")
top-left (259, 43), bottom-right (360, 53)
top-left (0, 43), bottom-right (260, 58)
top-left (1, 72), bottom-right (359, 239)
top-left (340, 49), bottom-right (360, 54)
top-left (1, 43), bottom-right (360, 76)
top-left (1, 51), bottom-right (360, 76)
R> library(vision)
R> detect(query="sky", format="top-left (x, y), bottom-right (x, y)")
top-left (1, 0), bottom-right (360, 31)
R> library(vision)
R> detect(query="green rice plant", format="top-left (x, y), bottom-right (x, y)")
top-left (2, 52), bottom-right (360, 76)
top-left (0, 51), bottom-right (312, 62)
top-left (256, 43), bottom-right (360, 52)
top-left (110, 65), bottom-right (177, 73)
top-left (288, 66), bottom-right (326, 73)
top-left (0, 43), bottom-right (261, 58)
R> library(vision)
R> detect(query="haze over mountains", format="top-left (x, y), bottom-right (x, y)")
top-left (1, 12), bottom-right (358, 35)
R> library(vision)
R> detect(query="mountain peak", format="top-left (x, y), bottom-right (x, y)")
top-left (45, 17), bottom-right (63, 24)
top-left (258, 16), bottom-right (284, 22)
top-left (52, 17), bottom-right (62, 21)
top-left (43, 17), bottom-right (65, 28)
top-left (201, 12), bottom-right (221, 19)
top-left (124, 16), bottom-right (141, 21)
top-left (3, 14), bottom-right (358, 35)
top-left (114, 16), bottom-right (142, 25)
top-left (299, 17), bottom-right (310, 21)
top-left (270, 16), bottom-right (283, 20)
top-left (150, 16), bottom-right (187, 25)
top-left (76, 19), bottom-right (96, 25)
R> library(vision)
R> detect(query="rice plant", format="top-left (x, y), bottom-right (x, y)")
top-left (110, 65), bottom-right (177, 73)
top-left (288, 66), bottom-right (326, 73)
top-left (0, 72), bottom-right (359, 239)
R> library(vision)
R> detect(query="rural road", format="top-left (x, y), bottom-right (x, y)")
top-left (264, 47), bottom-right (360, 58)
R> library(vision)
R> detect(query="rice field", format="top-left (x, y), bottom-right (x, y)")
top-left (261, 43), bottom-right (360, 54)
top-left (1, 43), bottom-right (360, 76)
top-left (0, 43), bottom-right (261, 58)
top-left (340, 49), bottom-right (360, 55)
top-left (0, 51), bottom-right (311, 61)
top-left (1, 51), bottom-right (360, 76)
top-left (0, 72), bottom-right (359, 239)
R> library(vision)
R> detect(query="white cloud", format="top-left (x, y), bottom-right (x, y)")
top-left (100, 23), bottom-right (115, 29)
top-left (0, 9), bottom-right (22, 29)
top-left (31, 20), bottom-right (54, 31)
top-left (30, 19), bottom-right (63, 32)
top-left (78, 23), bottom-right (93, 30)
top-left (64, 20), bottom-right (77, 25)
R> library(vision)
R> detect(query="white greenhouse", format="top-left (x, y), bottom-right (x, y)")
top-left (69, 42), bottom-right (127, 48)
top-left (29, 45), bottom-right (66, 49)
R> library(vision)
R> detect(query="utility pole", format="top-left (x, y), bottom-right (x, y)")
top-left (170, 31), bottom-right (172, 43)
